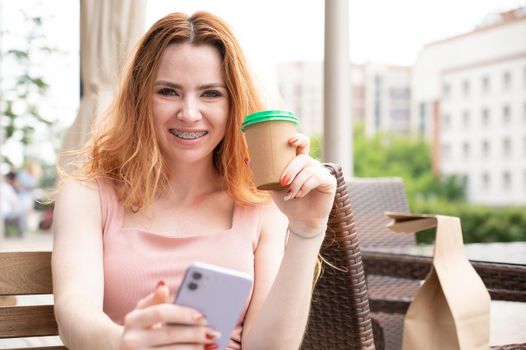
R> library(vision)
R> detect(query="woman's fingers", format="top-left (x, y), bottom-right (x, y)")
top-left (150, 325), bottom-right (220, 345)
top-left (136, 281), bottom-right (170, 310)
top-left (289, 133), bottom-right (310, 156)
top-left (122, 324), bottom-right (220, 348)
top-left (283, 166), bottom-right (318, 201)
top-left (280, 154), bottom-right (319, 187)
top-left (121, 282), bottom-right (220, 349)
top-left (124, 303), bottom-right (207, 329)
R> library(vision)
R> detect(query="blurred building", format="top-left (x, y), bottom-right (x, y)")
top-left (277, 62), bottom-right (411, 137)
top-left (363, 64), bottom-right (411, 137)
top-left (412, 7), bottom-right (526, 205)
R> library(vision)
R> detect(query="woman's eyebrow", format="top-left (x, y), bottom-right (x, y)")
top-left (198, 83), bottom-right (227, 90)
top-left (153, 80), bottom-right (182, 88)
top-left (153, 80), bottom-right (226, 90)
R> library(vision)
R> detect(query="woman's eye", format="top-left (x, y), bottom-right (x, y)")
top-left (158, 88), bottom-right (178, 96)
top-left (202, 90), bottom-right (222, 98)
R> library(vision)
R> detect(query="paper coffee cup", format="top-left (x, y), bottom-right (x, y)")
top-left (241, 110), bottom-right (299, 190)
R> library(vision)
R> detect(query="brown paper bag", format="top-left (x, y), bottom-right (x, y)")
top-left (386, 212), bottom-right (491, 350)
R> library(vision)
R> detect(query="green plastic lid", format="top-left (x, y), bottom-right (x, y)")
top-left (241, 110), bottom-right (299, 132)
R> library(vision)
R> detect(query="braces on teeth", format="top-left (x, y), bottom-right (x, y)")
top-left (171, 130), bottom-right (207, 139)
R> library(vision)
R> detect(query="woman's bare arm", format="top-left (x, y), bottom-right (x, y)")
top-left (52, 180), bottom-right (122, 349)
top-left (242, 134), bottom-right (336, 350)
top-left (241, 202), bottom-right (325, 350)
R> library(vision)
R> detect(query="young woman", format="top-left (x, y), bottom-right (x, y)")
top-left (52, 11), bottom-right (336, 350)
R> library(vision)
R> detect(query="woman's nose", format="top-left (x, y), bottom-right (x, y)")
top-left (177, 97), bottom-right (201, 122)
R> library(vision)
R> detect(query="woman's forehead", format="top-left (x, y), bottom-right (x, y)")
top-left (156, 43), bottom-right (224, 83)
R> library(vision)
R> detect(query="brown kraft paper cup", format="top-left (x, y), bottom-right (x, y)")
top-left (244, 120), bottom-right (297, 190)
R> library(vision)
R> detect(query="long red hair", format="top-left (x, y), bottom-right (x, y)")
top-left (63, 12), bottom-right (267, 211)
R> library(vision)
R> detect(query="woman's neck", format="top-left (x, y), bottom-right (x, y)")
top-left (163, 159), bottom-right (223, 206)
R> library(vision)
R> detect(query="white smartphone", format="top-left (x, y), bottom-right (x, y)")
top-left (174, 262), bottom-right (253, 350)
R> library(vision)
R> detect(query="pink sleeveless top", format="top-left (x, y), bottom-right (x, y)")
top-left (98, 180), bottom-right (263, 349)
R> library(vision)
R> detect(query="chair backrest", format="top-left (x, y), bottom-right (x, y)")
top-left (0, 251), bottom-right (66, 349)
top-left (347, 178), bottom-right (414, 249)
top-left (301, 164), bottom-right (376, 350)
top-left (347, 178), bottom-right (418, 350)
top-left (347, 177), bottom-right (526, 350)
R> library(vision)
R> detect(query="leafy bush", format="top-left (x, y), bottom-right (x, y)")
top-left (309, 125), bottom-right (526, 244)
top-left (412, 199), bottom-right (526, 244)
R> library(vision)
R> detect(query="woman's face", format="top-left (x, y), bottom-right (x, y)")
top-left (152, 43), bottom-right (229, 167)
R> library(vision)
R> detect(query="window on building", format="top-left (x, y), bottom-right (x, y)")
top-left (463, 80), bottom-right (470, 96)
top-left (375, 75), bottom-right (382, 94)
top-left (374, 75), bottom-right (382, 130)
top-left (419, 102), bottom-right (426, 135)
top-left (482, 108), bottom-right (490, 126)
top-left (389, 88), bottom-right (410, 99)
top-left (503, 171), bottom-right (512, 190)
top-left (391, 109), bottom-right (409, 121)
top-left (482, 75), bottom-right (490, 93)
top-left (482, 172), bottom-right (490, 189)
top-left (442, 143), bottom-right (451, 160)
top-left (462, 142), bottom-right (470, 158)
top-left (503, 71), bottom-right (511, 90)
top-left (442, 113), bottom-right (451, 130)
top-left (462, 110), bottom-right (470, 127)
top-left (374, 101), bottom-right (381, 129)
top-left (482, 140), bottom-right (490, 158)
top-left (502, 105), bottom-right (511, 123)
top-left (442, 83), bottom-right (451, 99)
top-left (503, 137), bottom-right (511, 157)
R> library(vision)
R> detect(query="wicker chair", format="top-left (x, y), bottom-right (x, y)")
top-left (301, 164), bottom-right (376, 349)
top-left (2, 166), bottom-right (524, 350)
top-left (346, 177), bottom-right (526, 350)
top-left (303, 171), bottom-right (525, 349)
top-left (347, 178), bottom-right (419, 350)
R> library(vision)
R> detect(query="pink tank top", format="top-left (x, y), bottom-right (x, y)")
top-left (98, 180), bottom-right (263, 349)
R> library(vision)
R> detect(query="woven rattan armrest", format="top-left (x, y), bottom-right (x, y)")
top-left (301, 163), bottom-right (376, 350)
top-left (362, 250), bottom-right (526, 304)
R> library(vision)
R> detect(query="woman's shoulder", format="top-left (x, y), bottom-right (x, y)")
top-left (257, 197), bottom-right (288, 231)
top-left (57, 178), bottom-right (99, 197)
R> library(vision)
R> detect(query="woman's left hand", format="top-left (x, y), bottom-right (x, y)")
top-left (270, 133), bottom-right (337, 237)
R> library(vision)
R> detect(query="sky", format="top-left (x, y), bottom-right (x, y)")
top-left (1, 0), bottom-right (525, 167)
top-left (147, 0), bottom-right (526, 105)
top-left (148, 0), bottom-right (526, 65)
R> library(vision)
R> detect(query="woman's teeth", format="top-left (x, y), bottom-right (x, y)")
top-left (170, 130), bottom-right (208, 140)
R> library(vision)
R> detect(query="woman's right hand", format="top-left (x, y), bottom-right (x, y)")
top-left (120, 281), bottom-right (220, 349)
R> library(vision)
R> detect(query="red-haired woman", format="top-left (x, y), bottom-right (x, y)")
top-left (52, 12), bottom-right (335, 350)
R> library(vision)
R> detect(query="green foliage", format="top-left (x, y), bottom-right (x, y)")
top-left (352, 123), bottom-right (465, 203)
top-left (412, 199), bottom-right (526, 244)
top-left (309, 133), bottom-right (322, 161)
top-left (309, 124), bottom-right (525, 244)
top-left (1, 10), bottom-right (58, 166)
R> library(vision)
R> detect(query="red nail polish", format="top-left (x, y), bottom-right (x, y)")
top-left (205, 344), bottom-right (219, 350)
top-left (287, 188), bottom-right (293, 193)
top-left (206, 330), bottom-right (221, 340)
top-left (156, 280), bottom-right (166, 288)
top-left (281, 175), bottom-right (290, 186)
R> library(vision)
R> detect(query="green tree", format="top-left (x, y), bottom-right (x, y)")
top-left (1, 10), bottom-right (58, 167)
top-left (311, 124), bottom-right (465, 202)
top-left (309, 125), bottom-right (525, 243)
top-left (353, 123), bottom-right (465, 202)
